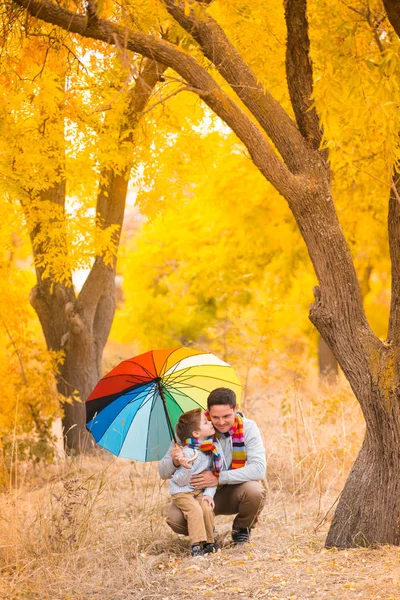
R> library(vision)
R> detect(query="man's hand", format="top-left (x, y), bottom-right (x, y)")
top-left (190, 470), bottom-right (219, 488)
top-left (202, 495), bottom-right (215, 510)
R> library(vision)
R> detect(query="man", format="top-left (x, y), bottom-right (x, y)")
top-left (158, 387), bottom-right (266, 544)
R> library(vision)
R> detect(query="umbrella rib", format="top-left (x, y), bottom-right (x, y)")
top-left (161, 349), bottom-right (206, 379)
top-left (162, 363), bottom-right (235, 387)
top-left (168, 380), bottom-right (239, 397)
top-left (161, 350), bottom-right (213, 385)
top-left (162, 384), bottom-right (207, 411)
top-left (144, 386), bottom-right (159, 460)
top-left (166, 372), bottom-right (241, 387)
top-left (157, 349), bottom-right (182, 382)
top-left (150, 350), bottom-right (158, 378)
top-left (157, 382), bottom-right (178, 444)
top-left (162, 363), bottom-right (209, 386)
top-left (101, 358), bottom-right (158, 383)
top-left (123, 358), bottom-right (157, 379)
top-left (161, 361), bottom-right (187, 385)
top-left (87, 383), bottom-right (149, 427)
top-left (92, 373), bottom-right (154, 389)
top-left (86, 381), bottom-right (153, 422)
top-left (94, 385), bottom-right (155, 447)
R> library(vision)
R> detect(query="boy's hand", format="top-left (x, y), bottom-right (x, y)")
top-left (171, 445), bottom-right (184, 467)
top-left (202, 495), bottom-right (215, 509)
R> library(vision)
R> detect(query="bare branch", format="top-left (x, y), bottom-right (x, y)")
top-left (284, 0), bottom-right (323, 151)
top-left (134, 83), bottom-right (199, 118)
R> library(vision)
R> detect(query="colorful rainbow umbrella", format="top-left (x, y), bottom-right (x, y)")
top-left (86, 347), bottom-right (242, 461)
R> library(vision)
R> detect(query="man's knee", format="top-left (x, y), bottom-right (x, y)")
top-left (239, 481), bottom-right (266, 516)
top-left (166, 501), bottom-right (189, 535)
top-left (241, 481), bottom-right (266, 503)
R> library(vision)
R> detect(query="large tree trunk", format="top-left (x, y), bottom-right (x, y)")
top-left (326, 362), bottom-right (400, 547)
top-left (30, 170), bottom-right (129, 452)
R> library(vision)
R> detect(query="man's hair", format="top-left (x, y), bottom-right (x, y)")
top-left (207, 387), bottom-right (237, 409)
top-left (176, 408), bottom-right (202, 442)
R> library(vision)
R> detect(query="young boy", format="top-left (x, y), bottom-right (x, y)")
top-left (170, 408), bottom-right (221, 557)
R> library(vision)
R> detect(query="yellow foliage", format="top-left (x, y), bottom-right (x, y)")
top-left (0, 210), bottom-right (62, 482)
top-left (2, 0), bottom-right (400, 456)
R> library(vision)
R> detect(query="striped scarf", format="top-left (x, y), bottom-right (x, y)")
top-left (185, 437), bottom-right (222, 476)
top-left (205, 411), bottom-right (247, 469)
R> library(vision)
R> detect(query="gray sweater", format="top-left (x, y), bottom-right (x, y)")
top-left (159, 416), bottom-right (266, 487)
top-left (169, 446), bottom-right (218, 497)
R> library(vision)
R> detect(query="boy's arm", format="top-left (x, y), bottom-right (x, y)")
top-left (170, 448), bottom-right (195, 487)
top-left (158, 442), bottom-right (182, 480)
top-left (203, 486), bottom-right (216, 498)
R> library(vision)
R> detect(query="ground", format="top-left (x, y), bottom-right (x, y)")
top-left (1, 456), bottom-right (400, 600)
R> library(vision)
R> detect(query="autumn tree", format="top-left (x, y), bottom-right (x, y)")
top-left (9, 0), bottom-right (400, 548)
top-left (1, 10), bottom-right (167, 451)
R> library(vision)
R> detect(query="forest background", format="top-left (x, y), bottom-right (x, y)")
top-left (2, 0), bottom-right (400, 598)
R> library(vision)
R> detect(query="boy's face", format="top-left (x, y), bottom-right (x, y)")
top-left (208, 404), bottom-right (236, 433)
top-left (193, 412), bottom-right (215, 440)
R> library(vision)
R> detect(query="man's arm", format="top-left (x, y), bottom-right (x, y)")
top-left (219, 420), bottom-right (266, 485)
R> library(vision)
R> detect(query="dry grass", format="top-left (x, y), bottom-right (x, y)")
top-left (1, 374), bottom-right (399, 600)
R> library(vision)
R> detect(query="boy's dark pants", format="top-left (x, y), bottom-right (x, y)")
top-left (167, 481), bottom-right (266, 535)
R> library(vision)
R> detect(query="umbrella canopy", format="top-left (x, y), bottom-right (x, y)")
top-left (86, 347), bottom-right (242, 461)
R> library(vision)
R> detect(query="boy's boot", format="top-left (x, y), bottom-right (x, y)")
top-left (191, 544), bottom-right (204, 557)
top-left (203, 542), bottom-right (219, 554)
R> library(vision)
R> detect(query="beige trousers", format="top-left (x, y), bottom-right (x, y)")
top-left (171, 489), bottom-right (215, 544)
top-left (167, 481), bottom-right (266, 536)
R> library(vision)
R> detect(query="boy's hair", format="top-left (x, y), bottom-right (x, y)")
top-left (207, 387), bottom-right (237, 409)
top-left (176, 408), bottom-right (202, 442)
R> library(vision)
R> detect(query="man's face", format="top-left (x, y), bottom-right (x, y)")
top-left (208, 404), bottom-right (236, 433)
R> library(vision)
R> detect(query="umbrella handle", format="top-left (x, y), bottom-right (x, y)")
top-left (186, 449), bottom-right (198, 463)
top-left (173, 442), bottom-right (198, 463)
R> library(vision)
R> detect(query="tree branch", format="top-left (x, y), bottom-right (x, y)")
top-left (284, 0), bottom-right (323, 151)
top-left (164, 0), bottom-right (313, 174)
top-left (78, 59), bottom-right (167, 327)
top-left (13, 0), bottom-right (302, 200)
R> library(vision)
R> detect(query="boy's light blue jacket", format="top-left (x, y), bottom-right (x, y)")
top-left (169, 446), bottom-right (219, 497)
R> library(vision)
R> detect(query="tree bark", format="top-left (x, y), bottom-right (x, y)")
top-left (388, 172), bottom-right (400, 346)
top-left (325, 350), bottom-right (400, 547)
top-left (383, 0), bottom-right (400, 38)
